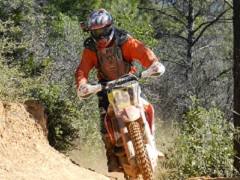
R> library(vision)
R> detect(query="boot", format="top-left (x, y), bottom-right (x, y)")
top-left (101, 133), bottom-right (121, 172)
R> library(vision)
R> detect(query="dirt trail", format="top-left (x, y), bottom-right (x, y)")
top-left (1, 100), bottom-right (239, 180)
top-left (0, 101), bottom-right (113, 180)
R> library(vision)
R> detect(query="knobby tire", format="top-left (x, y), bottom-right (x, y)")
top-left (128, 121), bottom-right (153, 180)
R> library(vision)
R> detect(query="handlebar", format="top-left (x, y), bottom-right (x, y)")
top-left (101, 74), bottom-right (138, 91)
top-left (79, 63), bottom-right (164, 99)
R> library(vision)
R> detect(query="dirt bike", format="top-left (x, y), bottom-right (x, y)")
top-left (79, 63), bottom-right (165, 180)
top-left (105, 74), bottom-right (164, 180)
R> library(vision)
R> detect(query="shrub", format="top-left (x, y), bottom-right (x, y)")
top-left (35, 82), bottom-right (100, 152)
top-left (0, 62), bottom-right (38, 102)
top-left (157, 102), bottom-right (237, 179)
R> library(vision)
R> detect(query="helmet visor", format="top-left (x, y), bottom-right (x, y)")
top-left (91, 26), bottom-right (112, 39)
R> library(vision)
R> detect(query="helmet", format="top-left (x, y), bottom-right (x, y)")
top-left (87, 9), bottom-right (114, 48)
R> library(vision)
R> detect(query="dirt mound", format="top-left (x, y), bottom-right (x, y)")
top-left (0, 101), bottom-right (112, 180)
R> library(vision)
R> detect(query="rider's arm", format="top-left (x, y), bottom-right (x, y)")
top-left (74, 48), bottom-right (98, 89)
top-left (121, 37), bottom-right (159, 68)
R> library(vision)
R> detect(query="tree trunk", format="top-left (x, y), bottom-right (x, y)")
top-left (233, 0), bottom-right (240, 172)
top-left (186, 0), bottom-right (194, 83)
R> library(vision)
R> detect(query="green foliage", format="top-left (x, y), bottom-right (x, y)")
top-left (0, 17), bottom-right (39, 102)
top-left (45, 0), bottom-right (101, 20)
top-left (35, 83), bottom-right (78, 151)
top-left (0, 0), bottom-right (35, 66)
top-left (0, 19), bottom-right (26, 64)
top-left (158, 102), bottom-right (237, 179)
top-left (115, 12), bottom-right (157, 47)
top-left (45, 13), bottom-right (84, 84)
top-left (0, 0), bottom-right (34, 22)
top-left (0, 62), bottom-right (37, 102)
top-left (35, 82), bottom-right (100, 151)
top-left (101, 0), bottom-right (157, 47)
top-left (74, 96), bottom-right (102, 152)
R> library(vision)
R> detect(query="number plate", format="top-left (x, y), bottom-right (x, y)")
top-left (108, 83), bottom-right (138, 110)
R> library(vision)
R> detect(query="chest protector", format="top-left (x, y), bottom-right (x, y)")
top-left (84, 29), bottom-right (131, 80)
top-left (97, 42), bottom-right (131, 80)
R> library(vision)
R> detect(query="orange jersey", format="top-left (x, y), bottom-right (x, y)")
top-left (74, 37), bottom-right (158, 89)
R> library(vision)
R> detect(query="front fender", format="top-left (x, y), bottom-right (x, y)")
top-left (121, 105), bottom-right (141, 122)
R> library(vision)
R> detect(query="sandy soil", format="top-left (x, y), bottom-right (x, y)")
top-left (68, 148), bottom-right (125, 180)
top-left (0, 100), bottom-right (239, 180)
top-left (0, 101), bottom-right (113, 180)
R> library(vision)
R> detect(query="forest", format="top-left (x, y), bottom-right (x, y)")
top-left (0, 0), bottom-right (240, 179)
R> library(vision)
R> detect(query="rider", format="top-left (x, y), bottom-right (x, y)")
top-left (74, 9), bottom-right (165, 172)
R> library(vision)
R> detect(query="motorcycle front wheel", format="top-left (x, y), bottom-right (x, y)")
top-left (128, 121), bottom-right (153, 180)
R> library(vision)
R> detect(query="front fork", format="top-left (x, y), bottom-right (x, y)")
top-left (120, 104), bottom-right (159, 170)
top-left (105, 102), bottom-right (159, 170)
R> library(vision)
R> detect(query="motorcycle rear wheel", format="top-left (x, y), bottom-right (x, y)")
top-left (128, 121), bottom-right (153, 180)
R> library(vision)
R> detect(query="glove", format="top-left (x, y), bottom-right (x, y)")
top-left (141, 62), bottom-right (165, 78)
top-left (77, 84), bottom-right (102, 99)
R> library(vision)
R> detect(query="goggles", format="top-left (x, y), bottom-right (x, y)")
top-left (90, 26), bottom-right (112, 39)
